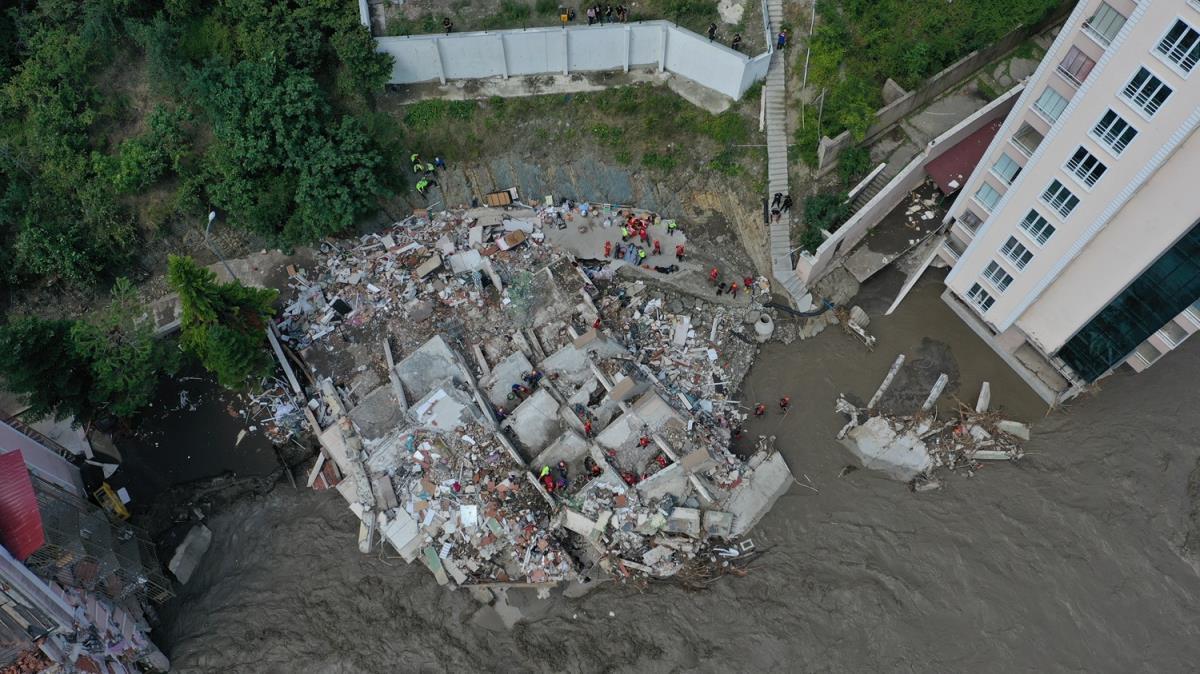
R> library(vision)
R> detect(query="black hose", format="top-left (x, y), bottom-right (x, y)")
top-left (765, 299), bottom-right (835, 318)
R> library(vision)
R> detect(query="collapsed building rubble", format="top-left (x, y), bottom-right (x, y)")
top-left (835, 354), bottom-right (1028, 487)
top-left (272, 201), bottom-right (795, 593)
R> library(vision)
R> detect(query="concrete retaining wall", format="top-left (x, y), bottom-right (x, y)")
top-left (796, 85), bottom-right (1023, 286)
top-left (814, 4), bottom-right (1071, 171)
top-left (375, 22), bottom-right (770, 99)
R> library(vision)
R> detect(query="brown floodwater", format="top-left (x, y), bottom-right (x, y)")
top-left (158, 272), bottom-right (1200, 673)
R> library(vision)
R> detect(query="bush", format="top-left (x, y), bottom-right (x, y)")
top-left (838, 146), bottom-right (872, 187)
top-left (535, 0), bottom-right (559, 13)
top-left (404, 100), bottom-right (448, 130)
top-left (794, 123), bottom-right (820, 168)
top-left (448, 100), bottom-right (476, 120)
top-left (803, 192), bottom-right (850, 233)
top-left (799, 225), bottom-right (826, 254)
top-left (642, 151), bottom-right (678, 172)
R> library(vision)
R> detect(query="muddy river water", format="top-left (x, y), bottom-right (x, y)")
top-left (159, 273), bottom-right (1200, 673)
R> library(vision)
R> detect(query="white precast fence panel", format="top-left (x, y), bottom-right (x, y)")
top-left (374, 21), bottom-right (770, 99)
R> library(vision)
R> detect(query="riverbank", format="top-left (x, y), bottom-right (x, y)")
top-left (157, 269), bottom-right (1200, 672)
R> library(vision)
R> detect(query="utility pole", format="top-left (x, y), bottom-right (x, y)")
top-left (203, 210), bottom-right (239, 282)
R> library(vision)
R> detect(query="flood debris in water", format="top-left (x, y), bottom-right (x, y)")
top-left (835, 354), bottom-right (1027, 487)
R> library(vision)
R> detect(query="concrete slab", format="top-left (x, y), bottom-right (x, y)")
top-left (502, 388), bottom-right (563, 459)
top-left (727, 452), bottom-right (793, 536)
top-left (410, 385), bottom-right (482, 433)
top-left (532, 429), bottom-right (590, 474)
top-left (666, 507), bottom-right (702, 537)
top-left (483, 351), bottom-right (535, 409)
top-left (394, 336), bottom-right (463, 402)
top-left (348, 385), bottom-right (406, 441)
top-left (702, 510), bottom-right (734, 538)
top-left (636, 463), bottom-right (689, 500)
top-left (167, 524), bottom-right (212, 585)
top-left (595, 391), bottom-right (686, 450)
top-left (840, 416), bottom-right (933, 481)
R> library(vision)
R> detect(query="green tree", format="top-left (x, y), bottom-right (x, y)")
top-left (0, 317), bottom-right (95, 422)
top-left (803, 192), bottom-right (850, 233)
top-left (167, 255), bottom-right (277, 388)
top-left (71, 278), bottom-right (179, 418)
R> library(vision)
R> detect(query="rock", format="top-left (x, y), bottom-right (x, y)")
top-left (743, 310), bottom-right (761, 325)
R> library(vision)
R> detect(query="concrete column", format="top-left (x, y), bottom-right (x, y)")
top-left (658, 26), bottom-right (667, 72)
top-left (497, 35), bottom-right (509, 78)
top-left (623, 25), bottom-right (631, 72)
top-left (562, 28), bottom-right (570, 75)
top-left (432, 38), bottom-right (447, 84)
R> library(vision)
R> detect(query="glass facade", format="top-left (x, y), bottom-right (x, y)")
top-left (1058, 222), bottom-right (1200, 381)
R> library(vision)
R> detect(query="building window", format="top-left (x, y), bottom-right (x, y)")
top-left (1091, 109), bottom-right (1138, 155)
top-left (1019, 209), bottom-right (1057, 245)
top-left (982, 261), bottom-right (1014, 292)
top-left (1000, 236), bottom-right (1033, 270)
top-left (1157, 19), bottom-right (1200, 74)
top-left (1065, 146), bottom-right (1107, 187)
top-left (959, 209), bottom-right (983, 232)
top-left (1013, 123), bottom-right (1045, 156)
top-left (1041, 180), bottom-right (1080, 218)
top-left (1057, 46), bottom-right (1096, 85)
top-left (1121, 67), bottom-right (1173, 116)
top-left (1084, 3), bottom-right (1127, 46)
top-left (975, 183), bottom-right (1001, 211)
top-left (991, 153), bottom-right (1022, 185)
top-left (967, 283), bottom-right (996, 311)
top-left (1058, 222), bottom-right (1200, 381)
top-left (1033, 87), bottom-right (1069, 122)
top-left (1134, 341), bottom-right (1164, 365)
top-left (1160, 319), bottom-right (1189, 346)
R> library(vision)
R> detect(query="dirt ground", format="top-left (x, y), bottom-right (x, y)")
top-left (159, 271), bottom-right (1200, 672)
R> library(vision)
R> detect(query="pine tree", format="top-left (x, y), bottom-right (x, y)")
top-left (71, 278), bottom-right (178, 418)
top-left (166, 255), bottom-right (277, 388)
top-left (0, 316), bottom-right (95, 421)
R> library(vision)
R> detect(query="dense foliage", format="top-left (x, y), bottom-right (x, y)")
top-left (797, 0), bottom-right (1063, 162)
top-left (800, 192), bottom-right (849, 253)
top-left (0, 0), bottom-right (394, 292)
top-left (167, 255), bottom-right (277, 388)
top-left (0, 279), bottom-right (176, 422)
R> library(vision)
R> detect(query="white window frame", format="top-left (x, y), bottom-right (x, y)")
top-left (990, 153), bottom-right (1022, 185)
top-left (982, 261), bottom-right (1014, 293)
top-left (1032, 86), bottom-right (1069, 124)
top-left (1056, 45), bottom-right (1096, 87)
top-left (1040, 180), bottom-right (1080, 219)
top-left (1090, 109), bottom-right (1138, 157)
top-left (1120, 66), bottom-right (1173, 119)
top-left (1018, 209), bottom-right (1057, 246)
top-left (1000, 236), bottom-right (1033, 270)
top-left (1155, 18), bottom-right (1200, 77)
top-left (1082, 2), bottom-right (1126, 47)
top-left (1012, 122), bottom-right (1044, 157)
top-left (967, 283), bottom-right (995, 312)
top-left (1185, 298), bottom-right (1200, 327)
top-left (974, 182), bottom-right (1002, 212)
top-left (1064, 146), bottom-right (1107, 189)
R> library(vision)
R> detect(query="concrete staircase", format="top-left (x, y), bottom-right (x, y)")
top-left (848, 169), bottom-right (891, 212)
top-left (764, 0), bottom-right (810, 308)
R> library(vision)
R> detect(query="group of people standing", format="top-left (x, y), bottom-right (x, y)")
top-left (770, 191), bottom-right (793, 223)
top-left (586, 4), bottom-right (628, 24)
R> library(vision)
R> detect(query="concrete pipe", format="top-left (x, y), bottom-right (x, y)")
top-left (754, 314), bottom-right (774, 343)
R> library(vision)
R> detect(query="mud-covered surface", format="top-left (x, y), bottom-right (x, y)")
top-left (159, 274), bottom-right (1200, 672)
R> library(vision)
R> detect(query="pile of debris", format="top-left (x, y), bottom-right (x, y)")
top-left (275, 200), bottom-right (795, 594)
top-left (835, 354), bottom-right (1028, 488)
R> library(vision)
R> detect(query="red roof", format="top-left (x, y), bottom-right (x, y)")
top-left (925, 118), bottom-right (1004, 195)
top-left (0, 450), bottom-right (45, 561)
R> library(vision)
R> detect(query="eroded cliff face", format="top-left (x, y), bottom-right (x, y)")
top-left (398, 149), bottom-right (770, 275)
